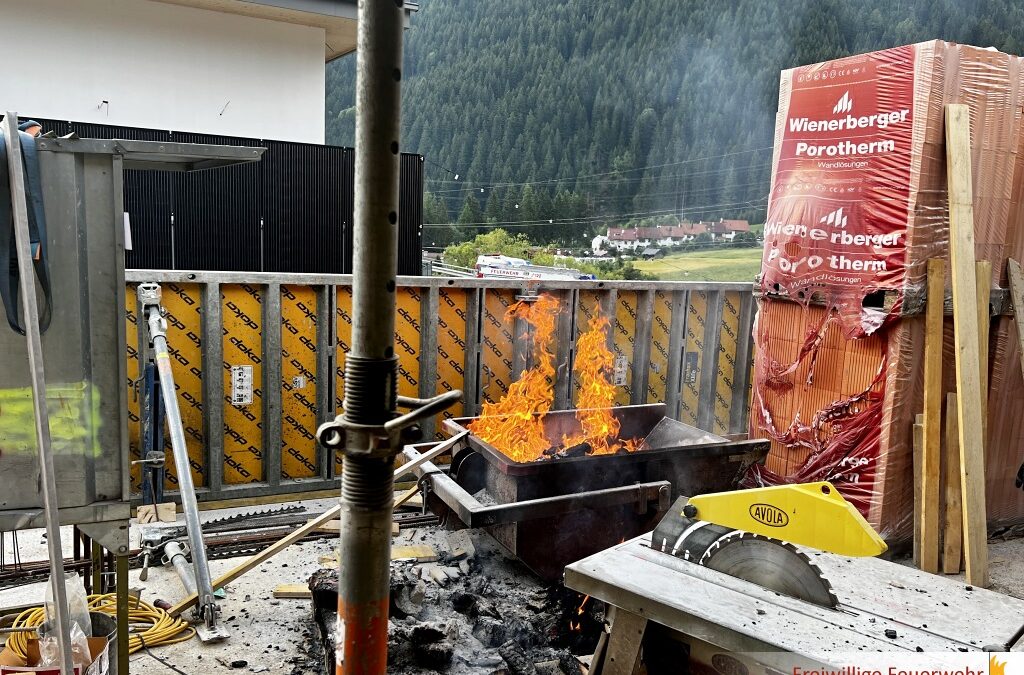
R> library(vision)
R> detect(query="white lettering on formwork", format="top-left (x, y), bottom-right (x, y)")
top-left (788, 108), bottom-right (910, 133)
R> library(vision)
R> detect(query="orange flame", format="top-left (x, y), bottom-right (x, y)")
top-left (990, 656), bottom-right (1006, 675)
top-left (469, 295), bottom-right (561, 462)
top-left (563, 313), bottom-right (625, 455)
top-left (576, 595), bottom-right (589, 616)
top-left (469, 294), bottom-right (638, 461)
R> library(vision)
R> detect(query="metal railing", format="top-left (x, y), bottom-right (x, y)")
top-left (125, 270), bottom-right (756, 503)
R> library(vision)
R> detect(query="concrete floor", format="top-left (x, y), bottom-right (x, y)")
top-left (3, 502), bottom-right (1024, 674)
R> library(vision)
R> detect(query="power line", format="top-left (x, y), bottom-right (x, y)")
top-left (424, 146), bottom-right (774, 193)
top-left (431, 161), bottom-right (774, 196)
top-left (423, 196), bottom-right (769, 229)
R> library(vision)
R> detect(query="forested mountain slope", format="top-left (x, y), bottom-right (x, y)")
top-left (326, 0), bottom-right (1024, 244)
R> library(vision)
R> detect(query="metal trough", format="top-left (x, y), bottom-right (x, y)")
top-left (404, 403), bottom-right (769, 579)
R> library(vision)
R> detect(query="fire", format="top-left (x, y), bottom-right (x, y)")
top-left (576, 595), bottom-right (589, 616)
top-left (469, 295), bottom-right (561, 462)
top-left (469, 294), bottom-right (638, 462)
top-left (562, 313), bottom-right (627, 455)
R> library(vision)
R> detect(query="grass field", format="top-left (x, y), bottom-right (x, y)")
top-left (634, 247), bottom-right (762, 282)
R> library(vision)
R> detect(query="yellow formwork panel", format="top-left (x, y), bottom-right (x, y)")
top-left (221, 284), bottom-right (264, 484)
top-left (572, 289), bottom-right (604, 405)
top-left (480, 289), bottom-right (515, 405)
top-left (679, 290), bottom-right (708, 426)
top-left (160, 283), bottom-right (206, 489)
top-left (281, 285), bottom-right (319, 480)
top-left (395, 287), bottom-right (422, 399)
top-left (334, 285), bottom-right (353, 475)
top-left (613, 291), bottom-right (638, 406)
top-left (648, 290), bottom-right (673, 404)
top-left (714, 291), bottom-right (742, 435)
top-left (126, 286), bottom-right (141, 492)
top-left (437, 288), bottom-right (468, 437)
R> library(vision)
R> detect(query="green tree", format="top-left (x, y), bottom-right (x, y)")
top-left (457, 193), bottom-right (483, 227)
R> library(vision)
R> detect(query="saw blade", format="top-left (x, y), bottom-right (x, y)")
top-left (699, 531), bottom-right (839, 608)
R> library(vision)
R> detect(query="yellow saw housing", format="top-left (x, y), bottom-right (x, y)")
top-left (686, 482), bottom-right (887, 557)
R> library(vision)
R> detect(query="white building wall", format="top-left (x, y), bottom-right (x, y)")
top-left (0, 0), bottom-right (326, 143)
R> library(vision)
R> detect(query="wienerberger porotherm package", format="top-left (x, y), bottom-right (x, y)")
top-left (749, 41), bottom-right (1024, 538)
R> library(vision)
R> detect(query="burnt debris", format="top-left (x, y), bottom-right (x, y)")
top-left (306, 528), bottom-right (592, 674)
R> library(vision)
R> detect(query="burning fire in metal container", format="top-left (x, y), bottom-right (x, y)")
top-left (468, 294), bottom-right (639, 462)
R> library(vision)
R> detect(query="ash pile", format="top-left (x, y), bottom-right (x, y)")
top-left (307, 527), bottom-right (602, 674)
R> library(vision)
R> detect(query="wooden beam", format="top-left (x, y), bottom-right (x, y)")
top-left (920, 258), bottom-right (944, 573)
top-left (601, 609), bottom-right (647, 675)
top-left (913, 414), bottom-right (924, 568)
top-left (169, 431), bottom-right (469, 616)
top-left (1008, 259), bottom-right (1024, 383)
top-left (944, 103), bottom-right (989, 588)
top-left (976, 261), bottom-right (991, 441)
top-left (273, 583), bottom-right (312, 600)
top-left (942, 392), bottom-right (963, 574)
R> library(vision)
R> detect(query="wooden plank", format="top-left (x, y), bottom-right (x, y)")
top-left (169, 432), bottom-right (469, 616)
top-left (391, 545), bottom-right (438, 562)
top-left (944, 103), bottom-right (989, 588)
top-left (273, 583), bottom-right (311, 599)
top-left (602, 609), bottom-right (647, 675)
top-left (315, 520), bottom-right (399, 535)
top-left (912, 414), bottom-right (924, 568)
top-left (921, 259), bottom-right (944, 573)
top-left (1008, 259), bottom-right (1024, 383)
top-left (393, 485), bottom-right (422, 509)
top-left (942, 392), bottom-right (963, 574)
top-left (976, 261), bottom-right (991, 441)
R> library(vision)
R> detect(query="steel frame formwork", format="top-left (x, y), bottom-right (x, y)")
top-left (124, 270), bottom-right (756, 503)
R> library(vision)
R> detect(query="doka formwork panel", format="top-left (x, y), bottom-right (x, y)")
top-left (123, 272), bottom-right (758, 503)
top-left (30, 118), bottom-right (423, 275)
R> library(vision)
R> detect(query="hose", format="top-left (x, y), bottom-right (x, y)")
top-left (4, 594), bottom-right (195, 660)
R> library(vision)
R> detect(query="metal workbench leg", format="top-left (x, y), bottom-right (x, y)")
top-left (90, 543), bottom-right (102, 595)
top-left (116, 555), bottom-right (129, 675)
top-left (600, 609), bottom-right (647, 675)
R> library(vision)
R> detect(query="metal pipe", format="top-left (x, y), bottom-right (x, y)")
top-left (3, 112), bottom-right (74, 675)
top-left (337, 0), bottom-right (406, 672)
top-left (163, 541), bottom-right (198, 595)
top-left (146, 305), bottom-right (218, 627)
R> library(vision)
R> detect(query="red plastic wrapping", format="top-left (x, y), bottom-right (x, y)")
top-left (749, 41), bottom-right (1024, 539)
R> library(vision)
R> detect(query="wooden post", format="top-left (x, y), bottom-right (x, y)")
top-left (976, 261), bottom-right (991, 441)
top-left (944, 103), bottom-right (989, 587)
top-left (942, 392), bottom-right (963, 573)
top-left (1008, 259), bottom-right (1024, 383)
top-left (601, 609), bottom-right (647, 675)
top-left (920, 259), bottom-right (944, 573)
top-left (913, 414), bottom-right (924, 568)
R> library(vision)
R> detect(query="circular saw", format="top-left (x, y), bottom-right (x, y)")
top-left (650, 482), bottom-right (886, 609)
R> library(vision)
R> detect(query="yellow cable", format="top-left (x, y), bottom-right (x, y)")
top-left (5, 594), bottom-right (195, 660)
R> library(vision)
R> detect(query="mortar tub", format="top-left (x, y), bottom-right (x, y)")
top-left (406, 403), bottom-right (769, 579)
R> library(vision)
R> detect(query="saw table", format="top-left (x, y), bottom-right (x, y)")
top-left (565, 534), bottom-right (1024, 674)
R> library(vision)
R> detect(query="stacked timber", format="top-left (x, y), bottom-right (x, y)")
top-left (748, 41), bottom-right (1024, 539)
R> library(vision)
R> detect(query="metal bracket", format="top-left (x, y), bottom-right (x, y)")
top-left (77, 521), bottom-right (130, 556)
top-left (316, 390), bottom-right (463, 459)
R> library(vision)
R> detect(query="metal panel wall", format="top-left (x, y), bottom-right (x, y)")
top-left (31, 118), bottom-right (422, 274)
top-left (125, 271), bottom-right (757, 503)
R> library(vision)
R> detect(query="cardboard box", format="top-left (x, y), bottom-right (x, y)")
top-left (0, 637), bottom-right (109, 675)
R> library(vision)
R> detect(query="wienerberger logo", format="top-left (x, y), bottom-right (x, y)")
top-left (820, 207), bottom-right (848, 228)
top-left (833, 91), bottom-right (853, 114)
top-left (788, 84), bottom-right (910, 158)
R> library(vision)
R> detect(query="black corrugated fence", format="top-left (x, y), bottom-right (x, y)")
top-left (33, 118), bottom-right (423, 275)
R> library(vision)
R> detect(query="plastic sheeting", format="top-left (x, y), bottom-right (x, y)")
top-left (749, 41), bottom-right (1024, 539)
